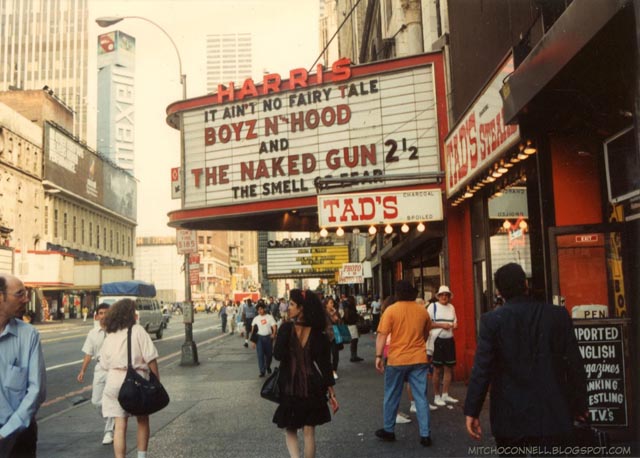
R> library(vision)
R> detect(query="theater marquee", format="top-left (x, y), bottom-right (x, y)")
top-left (166, 53), bottom-right (448, 230)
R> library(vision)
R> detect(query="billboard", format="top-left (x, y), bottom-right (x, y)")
top-left (267, 244), bottom-right (349, 279)
top-left (44, 122), bottom-right (137, 221)
top-left (179, 56), bottom-right (442, 210)
top-left (103, 160), bottom-right (137, 221)
top-left (44, 123), bottom-right (104, 204)
top-left (97, 31), bottom-right (136, 69)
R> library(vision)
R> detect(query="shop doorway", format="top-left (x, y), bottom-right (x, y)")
top-left (549, 224), bottom-right (627, 318)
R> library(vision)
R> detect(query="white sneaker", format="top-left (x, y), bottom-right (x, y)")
top-left (102, 431), bottom-right (114, 445)
top-left (434, 395), bottom-right (446, 406)
top-left (333, 371), bottom-right (339, 380)
top-left (429, 403), bottom-right (438, 411)
top-left (395, 413), bottom-right (411, 424)
top-left (442, 393), bottom-right (459, 403)
top-left (409, 401), bottom-right (416, 413)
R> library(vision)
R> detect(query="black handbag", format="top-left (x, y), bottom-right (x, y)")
top-left (118, 326), bottom-right (170, 416)
top-left (250, 324), bottom-right (259, 343)
top-left (260, 367), bottom-right (281, 403)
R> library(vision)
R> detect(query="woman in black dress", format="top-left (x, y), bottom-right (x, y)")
top-left (273, 289), bottom-right (339, 458)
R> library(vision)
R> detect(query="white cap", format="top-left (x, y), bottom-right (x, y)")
top-left (436, 285), bottom-right (453, 298)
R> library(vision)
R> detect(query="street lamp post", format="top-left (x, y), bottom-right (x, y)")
top-left (96, 16), bottom-right (198, 366)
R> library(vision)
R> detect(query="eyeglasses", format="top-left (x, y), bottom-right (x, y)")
top-left (9, 289), bottom-right (27, 298)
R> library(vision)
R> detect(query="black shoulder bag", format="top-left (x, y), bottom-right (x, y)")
top-left (118, 326), bottom-right (170, 416)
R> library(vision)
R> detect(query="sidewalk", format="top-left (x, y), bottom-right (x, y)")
top-left (38, 328), bottom-right (493, 457)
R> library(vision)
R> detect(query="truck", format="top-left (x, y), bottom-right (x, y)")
top-left (98, 280), bottom-right (165, 339)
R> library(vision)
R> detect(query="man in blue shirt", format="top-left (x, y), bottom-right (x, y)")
top-left (241, 299), bottom-right (257, 348)
top-left (0, 274), bottom-right (46, 457)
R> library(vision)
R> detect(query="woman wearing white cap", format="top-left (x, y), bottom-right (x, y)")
top-left (427, 285), bottom-right (458, 407)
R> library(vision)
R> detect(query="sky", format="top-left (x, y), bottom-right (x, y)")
top-left (86, 0), bottom-right (321, 236)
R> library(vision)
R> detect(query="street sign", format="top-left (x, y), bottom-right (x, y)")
top-left (176, 229), bottom-right (198, 254)
top-left (189, 254), bottom-right (200, 285)
top-left (171, 166), bottom-right (181, 200)
top-left (338, 262), bottom-right (364, 284)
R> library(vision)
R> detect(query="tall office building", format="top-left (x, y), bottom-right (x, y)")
top-left (0, 0), bottom-right (89, 140)
top-left (96, 30), bottom-right (136, 174)
top-left (202, 31), bottom-right (259, 297)
top-left (205, 32), bottom-right (253, 92)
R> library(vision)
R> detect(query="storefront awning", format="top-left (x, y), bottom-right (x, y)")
top-left (502, 0), bottom-right (629, 123)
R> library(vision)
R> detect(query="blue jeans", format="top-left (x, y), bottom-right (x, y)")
top-left (256, 335), bottom-right (273, 375)
top-left (383, 363), bottom-right (431, 437)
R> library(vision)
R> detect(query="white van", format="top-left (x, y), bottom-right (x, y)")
top-left (99, 281), bottom-right (164, 339)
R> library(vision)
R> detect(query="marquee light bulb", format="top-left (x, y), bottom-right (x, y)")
top-left (384, 224), bottom-right (393, 234)
top-left (368, 225), bottom-right (377, 235)
top-left (417, 222), bottom-right (426, 232)
top-left (336, 227), bottom-right (345, 237)
top-left (401, 223), bottom-right (409, 233)
top-left (319, 228), bottom-right (328, 238)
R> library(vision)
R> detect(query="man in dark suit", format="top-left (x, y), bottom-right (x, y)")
top-left (464, 263), bottom-right (588, 453)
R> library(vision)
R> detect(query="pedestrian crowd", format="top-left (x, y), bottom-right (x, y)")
top-left (0, 263), bottom-right (590, 458)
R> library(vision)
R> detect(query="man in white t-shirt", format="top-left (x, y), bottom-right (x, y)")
top-left (250, 302), bottom-right (277, 377)
top-left (371, 295), bottom-right (381, 333)
top-left (426, 286), bottom-right (458, 407)
top-left (77, 303), bottom-right (115, 445)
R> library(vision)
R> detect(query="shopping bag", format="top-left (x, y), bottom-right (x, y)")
top-left (333, 324), bottom-right (352, 344)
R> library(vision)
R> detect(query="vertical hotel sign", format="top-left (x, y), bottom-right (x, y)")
top-left (177, 57), bottom-right (442, 210)
top-left (444, 55), bottom-right (520, 197)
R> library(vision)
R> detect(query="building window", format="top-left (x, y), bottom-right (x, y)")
top-left (81, 219), bottom-right (85, 244)
top-left (89, 222), bottom-right (93, 247)
top-left (104, 228), bottom-right (107, 251)
top-left (44, 206), bottom-right (49, 235)
top-left (110, 229), bottom-right (113, 251)
top-left (72, 216), bottom-right (77, 243)
top-left (54, 209), bottom-right (58, 237)
top-left (97, 224), bottom-right (100, 249)
top-left (63, 212), bottom-right (68, 240)
top-left (128, 236), bottom-right (131, 256)
top-left (199, 235), bottom-right (205, 244)
top-left (122, 234), bottom-right (125, 256)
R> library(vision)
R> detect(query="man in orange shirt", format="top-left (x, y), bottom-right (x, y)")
top-left (374, 280), bottom-right (433, 447)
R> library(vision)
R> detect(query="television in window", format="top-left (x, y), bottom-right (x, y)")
top-left (604, 126), bottom-right (640, 204)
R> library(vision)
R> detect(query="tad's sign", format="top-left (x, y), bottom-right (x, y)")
top-left (318, 188), bottom-right (442, 228)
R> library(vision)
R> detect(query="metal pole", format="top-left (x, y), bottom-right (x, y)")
top-left (179, 75), bottom-right (198, 366)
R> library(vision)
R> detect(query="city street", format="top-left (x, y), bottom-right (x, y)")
top-left (35, 314), bottom-right (491, 458)
top-left (36, 312), bottom-right (221, 422)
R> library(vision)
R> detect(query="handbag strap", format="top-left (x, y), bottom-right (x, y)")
top-left (127, 325), bottom-right (133, 369)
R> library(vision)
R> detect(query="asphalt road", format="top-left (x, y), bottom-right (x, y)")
top-left (36, 313), bottom-right (222, 422)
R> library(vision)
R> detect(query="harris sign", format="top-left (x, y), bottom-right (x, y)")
top-left (167, 54), bottom-right (448, 229)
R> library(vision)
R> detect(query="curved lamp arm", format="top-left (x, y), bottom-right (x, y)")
top-left (96, 15), bottom-right (186, 99)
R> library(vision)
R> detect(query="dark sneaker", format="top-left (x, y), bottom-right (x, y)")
top-left (350, 356), bottom-right (364, 362)
top-left (375, 429), bottom-right (396, 442)
top-left (267, 368), bottom-right (272, 374)
top-left (420, 436), bottom-right (432, 447)
top-left (243, 342), bottom-right (248, 348)
top-left (259, 373), bottom-right (265, 378)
